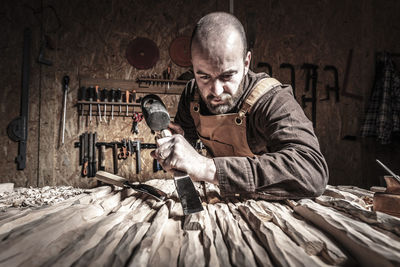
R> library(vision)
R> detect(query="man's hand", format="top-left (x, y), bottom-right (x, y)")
top-left (167, 122), bottom-right (184, 135)
top-left (151, 134), bottom-right (218, 184)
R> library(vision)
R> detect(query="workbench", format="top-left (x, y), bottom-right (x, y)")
top-left (0, 180), bottom-right (399, 266)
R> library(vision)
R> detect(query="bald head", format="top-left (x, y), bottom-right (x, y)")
top-left (190, 12), bottom-right (248, 60)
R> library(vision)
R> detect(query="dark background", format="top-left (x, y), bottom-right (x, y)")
top-left (1, 0), bottom-right (399, 189)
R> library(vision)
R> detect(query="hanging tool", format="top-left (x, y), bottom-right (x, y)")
top-left (280, 63), bottom-right (296, 98)
top-left (87, 86), bottom-right (94, 124)
top-left (82, 132), bottom-right (89, 176)
top-left (99, 145), bottom-right (106, 171)
top-left (88, 131), bottom-right (93, 177)
top-left (257, 62), bottom-right (272, 76)
top-left (131, 89), bottom-right (137, 103)
top-left (125, 90), bottom-right (130, 116)
top-left (141, 94), bottom-right (203, 215)
top-left (96, 171), bottom-right (166, 201)
top-left (118, 139), bottom-right (129, 160)
top-left (301, 63), bottom-right (318, 128)
top-left (60, 75), bottom-right (69, 145)
top-left (108, 88), bottom-right (116, 120)
top-left (95, 86), bottom-right (102, 121)
top-left (7, 28), bottom-right (32, 170)
top-left (163, 65), bottom-right (172, 89)
top-left (342, 49), bottom-right (363, 100)
top-left (131, 112), bottom-right (143, 134)
top-left (37, 34), bottom-right (53, 66)
top-left (101, 88), bottom-right (108, 122)
top-left (113, 143), bottom-right (118, 174)
top-left (321, 65), bottom-right (340, 102)
top-left (116, 88), bottom-right (122, 114)
top-left (78, 87), bottom-right (86, 127)
top-left (91, 132), bottom-right (97, 177)
top-left (132, 140), bottom-right (141, 174)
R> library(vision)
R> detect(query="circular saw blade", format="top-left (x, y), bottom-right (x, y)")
top-left (169, 36), bottom-right (191, 67)
top-left (126, 37), bottom-right (160, 69)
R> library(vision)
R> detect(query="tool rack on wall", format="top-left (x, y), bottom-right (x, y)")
top-left (77, 77), bottom-right (188, 117)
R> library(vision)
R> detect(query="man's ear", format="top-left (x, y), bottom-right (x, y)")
top-left (244, 51), bottom-right (251, 75)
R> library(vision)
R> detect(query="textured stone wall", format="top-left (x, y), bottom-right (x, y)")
top-left (1, 0), bottom-right (399, 188)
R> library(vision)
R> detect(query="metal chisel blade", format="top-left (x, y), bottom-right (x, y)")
top-left (96, 171), bottom-right (167, 201)
top-left (174, 171), bottom-right (203, 215)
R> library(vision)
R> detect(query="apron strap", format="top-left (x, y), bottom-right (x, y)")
top-left (238, 78), bottom-right (282, 117)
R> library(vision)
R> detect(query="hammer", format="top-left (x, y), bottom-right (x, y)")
top-left (141, 94), bottom-right (203, 215)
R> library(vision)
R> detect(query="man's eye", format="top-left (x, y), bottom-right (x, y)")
top-left (221, 75), bottom-right (232, 81)
top-left (200, 76), bottom-right (210, 80)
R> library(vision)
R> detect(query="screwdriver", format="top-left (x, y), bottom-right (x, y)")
top-left (101, 88), bottom-right (108, 122)
top-left (61, 75), bottom-right (69, 145)
top-left (87, 86), bottom-right (94, 124)
top-left (116, 88), bottom-right (122, 115)
top-left (130, 90), bottom-right (137, 116)
top-left (125, 90), bottom-right (130, 116)
top-left (167, 64), bottom-right (171, 89)
top-left (108, 88), bottom-right (116, 120)
top-left (95, 85), bottom-right (102, 122)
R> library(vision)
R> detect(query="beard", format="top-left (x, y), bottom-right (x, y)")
top-left (203, 72), bottom-right (246, 115)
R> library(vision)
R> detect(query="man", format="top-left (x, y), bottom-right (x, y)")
top-left (151, 12), bottom-right (328, 199)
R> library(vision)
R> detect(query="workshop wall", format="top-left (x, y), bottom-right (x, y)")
top-left (1, 0), bottom-right (399, 188)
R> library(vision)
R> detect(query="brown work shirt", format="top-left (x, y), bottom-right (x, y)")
top-left (174, 70), bottom-right (329, 200)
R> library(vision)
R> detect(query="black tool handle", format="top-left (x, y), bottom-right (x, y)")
top-left (136, 140), bottom-right (141, 174)
top-left (88, 132), bottom-right (93, 177)
top-left (115, 88), bottom-right (122, 102)
top-left (99, 145), bottom-right (106, 171)
top-left (62, 75), bottom-right (69, 91)
top-left (113, 143), bottom-right (118, 174)
top-left (79, 134), bottom-right (84, 165)
top-left (101, 88), bottom-right (108, 101)
top-left (92, 132), bottom-right (97, 177)
top-left (82, 132), bottom-right (89, 176)
top-left (108, 89), bottom-right (115, 102)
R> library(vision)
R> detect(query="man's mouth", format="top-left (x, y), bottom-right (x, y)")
top-left (208, 94), bottom-right (230, 105)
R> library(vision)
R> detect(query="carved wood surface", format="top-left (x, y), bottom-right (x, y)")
top-left (0, 181), bottom-right (399, 266)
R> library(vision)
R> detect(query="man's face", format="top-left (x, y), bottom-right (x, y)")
top-left (191, 36), bottom-right (251, 114)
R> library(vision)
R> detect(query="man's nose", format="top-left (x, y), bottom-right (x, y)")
top-left (210, 79), bottom-right (224, 96)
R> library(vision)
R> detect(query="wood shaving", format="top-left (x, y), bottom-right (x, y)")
top-left (0, 186), bottom-right (84, 211)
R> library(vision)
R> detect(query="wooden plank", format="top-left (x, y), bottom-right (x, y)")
top-left (227, 203), bottom-right (273, 267)
top-left (106, 198), bottom-right (161, 267)
top-left (127, 204), bottom-right (170, 266)
top-left (0, 192), bottom-right (121, 267)
top-left (294, 199), bottom-right (400, 266)
top-left (255, 200), bottom-right (350, 265)
top-left (72, 209), bottom-right (149, 266)
top-left (316, 195), bottom-right (400, 236)
top-left (237, 202), bottom-right (327, 266)
top-left (206, 204), bottom-right (231, 267)
top-left (107, 222), bottom-right (151, 267)
top-left (213, 203), bottom-right (258, 266)
top-left (0, 193), bottom-right (88, 237)
top-left (41, 195), bottom-right (154, 267)
top-left (323, 185), bottom-right (370, 209)
top-left (179, 230), bottom-right (206, 267)
top-left (199, 204), bottom-right (220, 267)
top-left (148, 216), bottom-right (183, 266)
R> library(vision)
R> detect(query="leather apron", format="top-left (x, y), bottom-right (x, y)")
top-left (190, 78), bottom-right (282, 157)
